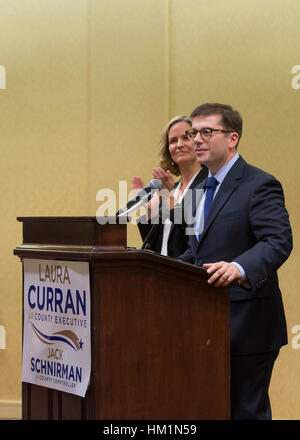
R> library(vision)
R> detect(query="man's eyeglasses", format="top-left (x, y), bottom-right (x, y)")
top-left (185, 127), bottom-right (235, 142)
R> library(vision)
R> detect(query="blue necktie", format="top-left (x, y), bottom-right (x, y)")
top-left (203, 176), bottom-right (219, 223)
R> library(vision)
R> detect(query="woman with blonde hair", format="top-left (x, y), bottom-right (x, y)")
top-left (132, 115), bottom-right (207, 257)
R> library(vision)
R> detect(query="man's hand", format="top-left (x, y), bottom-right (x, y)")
top-left (203, 261), bottom-right (243, 288)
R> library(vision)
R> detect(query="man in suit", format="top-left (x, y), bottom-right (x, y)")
top-left (179, 103), bottom-right (293, 420)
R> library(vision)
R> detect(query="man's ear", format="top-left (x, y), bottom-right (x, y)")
top-left (229, 132), bottom-right (239, 149)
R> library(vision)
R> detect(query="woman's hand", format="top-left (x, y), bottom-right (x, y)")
top-left (152, 168), bottom-right (177, 211)
top-left (131, 176), bottom-right (159, 219)
top-left (152, 168), bottom-right (175, 192)
top-left (131, 176), bottom-right (145, 192)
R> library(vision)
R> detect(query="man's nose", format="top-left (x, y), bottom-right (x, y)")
top-left (194, 131), bottom-right (203, 143)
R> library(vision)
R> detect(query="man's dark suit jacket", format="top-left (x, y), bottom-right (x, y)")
top-left (179, 156), bottom-right (293, 355)
top-left (137, 167), bottom-right (208, 258)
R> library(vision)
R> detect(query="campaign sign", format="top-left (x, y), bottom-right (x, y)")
top-left (22, 259), bottom-right (91, 397)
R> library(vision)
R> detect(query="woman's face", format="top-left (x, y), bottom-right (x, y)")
top-left (168, 121), bottom-right (197, 167)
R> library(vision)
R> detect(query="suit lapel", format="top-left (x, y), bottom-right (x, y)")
top-left (198, 156), bottom-right (246, 245)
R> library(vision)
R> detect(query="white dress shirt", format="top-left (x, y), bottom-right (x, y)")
top-left (160, 171), bottom-right (199, 256)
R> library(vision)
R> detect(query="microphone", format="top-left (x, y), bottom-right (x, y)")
top-left (116, 179), bottom-right (162, 217)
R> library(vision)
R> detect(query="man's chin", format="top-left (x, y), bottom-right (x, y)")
top-left (196, 152), bottom-right (209, 164)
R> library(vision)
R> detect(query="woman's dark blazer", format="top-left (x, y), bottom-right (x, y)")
top-left (137, 167), bottom-right (208, 258)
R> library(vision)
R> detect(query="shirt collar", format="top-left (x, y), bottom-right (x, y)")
top-left (208, 153), bottom-right (239, 184)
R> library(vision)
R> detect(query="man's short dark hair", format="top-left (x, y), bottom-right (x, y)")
top-left (190, 103), bottom-right (243, 146)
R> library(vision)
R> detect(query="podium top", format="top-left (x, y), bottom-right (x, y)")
top-left (14, 216), bottom-right (213, 283)
top-left (17, 216), bottom-right (126, 223)
top-left (15, 216), bottom-right (127, 254)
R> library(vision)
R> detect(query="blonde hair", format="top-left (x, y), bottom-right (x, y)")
top-left (158, 115), bottom-right (192, 177)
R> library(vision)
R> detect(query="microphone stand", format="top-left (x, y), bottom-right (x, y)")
top-left (140, 222), bottom-right (159, 250)
top-left (140, 199), bottom-right (175, 251)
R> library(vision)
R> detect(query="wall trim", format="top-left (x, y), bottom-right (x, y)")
top-left (0, 400), bottom-right (22, 419)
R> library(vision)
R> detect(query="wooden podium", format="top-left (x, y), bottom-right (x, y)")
top-left (14, 217), bottom-right (230, 420)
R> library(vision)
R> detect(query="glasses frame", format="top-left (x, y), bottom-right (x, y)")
top-left (185, 127), bottom-right (235, 141)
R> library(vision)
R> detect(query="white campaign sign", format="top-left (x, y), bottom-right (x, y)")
top-left (22, 259), bottom-right (91, 397)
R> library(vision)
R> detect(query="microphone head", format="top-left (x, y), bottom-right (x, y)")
top-left (116, 178), bottom-right (162, 217)
top-left (149, 179), bottom-right (162, 190)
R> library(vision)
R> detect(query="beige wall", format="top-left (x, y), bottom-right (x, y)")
top-left (0, 0), bottom-right (299, 419)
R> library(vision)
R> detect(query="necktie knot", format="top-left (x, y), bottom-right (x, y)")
top-left (205, 176), bottom-right (218, 190)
